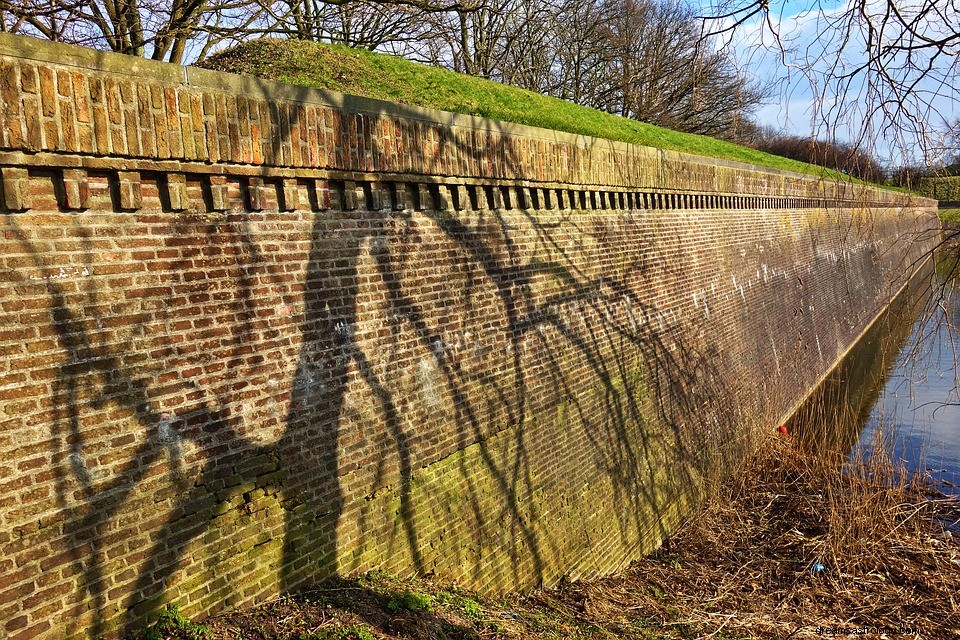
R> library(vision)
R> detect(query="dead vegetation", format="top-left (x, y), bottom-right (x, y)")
top-left (554, 432), bottom-right (960, 639)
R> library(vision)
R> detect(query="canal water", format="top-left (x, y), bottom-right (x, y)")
top-left (791, 252), bottom-right (960, 495)
top-left (855, 254), bottom-right (960, 494)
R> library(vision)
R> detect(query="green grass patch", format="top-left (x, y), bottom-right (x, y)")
top-left (436, 588), bottom-right (485, 619)
top-left (199, 39), bottom-right (849, 180)
top-left (386, 588), bottom-right (434, 613)
top-left (130, 605), bottom-right (210, 640)
top-left (939, 208), bottom-right (960, 223)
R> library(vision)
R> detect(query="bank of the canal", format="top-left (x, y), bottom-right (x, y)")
top-left (781, 245), bottom-right (960, 497)
top-left (844, 251), bottom-right (960, 496)
top-left (855, 264), bottom-right (960, 495)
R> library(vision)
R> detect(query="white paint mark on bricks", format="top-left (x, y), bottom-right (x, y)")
top-left (30, 266), bottom-right (91, 281)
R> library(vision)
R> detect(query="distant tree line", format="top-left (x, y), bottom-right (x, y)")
top-left (882, 119), bottom-right (960, 188)
top-left (736, 125), bottom-right (886, 183)
top-left (735, 116), bottom-right (960, 186)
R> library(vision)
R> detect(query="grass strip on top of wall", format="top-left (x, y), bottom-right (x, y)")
top-left (198, 39), bottom-right (846, 180)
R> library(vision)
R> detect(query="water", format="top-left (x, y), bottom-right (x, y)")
top-left (855, 255), bottom-right (960, 495)
top-left (787, 252), bottom-right (960, 496)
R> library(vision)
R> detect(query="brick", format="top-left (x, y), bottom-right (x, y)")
top-left (92, 105), bottom-right (109, 154)
top-left (124, 102), bottom-right (141, 156)
top-left (18, 65), bottom-right (37, 93)
top-left (166, 173), bottom-right (189, 211)
top-left (0, 61), bottom-right (21, 146)
top-left (5, 615), bottom-right (28, 632)
top-left (247, 177), bottom-right (267, 211)
top-left (41, 118), bottom-right (59, 151)
top-left (58, 99), bottom-right (77, 152)
top-left (165, 87), bottom-right (183, 157)
top-left (37, 67), bottom-right (56, 119)
top-left (207, 175), bottom-right (229, 212)
top-left (435, 185), bottom-right (452, 211)
top-left (71, 72), bottom-right (89, 125)
top-left (417, 183), bottom-right (432, 211)
top-left (341, 181), bottom-right (358, 211)
top-left (2, 167), bottom-right (31, 211)
top-left (453, 185), bottom-right (470, 211)
top-left (105, 79), bottom-right (121, 126)
top-left (280, 179), bottom-right (298, 212)
top-left (312, 180), bottom-right (332, 211)
top-left (116, 171), bottom-right (143, 210)
top-left (61, 169), bottom-right (89, 210)
top-left (154, 112), bottom-right (170, 158)
top-left (9, 619), bottom-right (51, 640)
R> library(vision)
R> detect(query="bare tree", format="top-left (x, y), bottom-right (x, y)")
top-left (0, 0), bottom-right (227, 62)
top-left (406, 0), bottom-right (549, 78)
top-left (594, 0), bottom-right (763, 138)
top-left (749, 126), bottom-right (887, 181)
top-left (411, 0), bottom-right (763, 139)
top-left (699, 0), bottom-right (960, 162)
top-left (244, 0), bottom-right (439, 50)
top-left (537, 0), bottom-right (612, 103)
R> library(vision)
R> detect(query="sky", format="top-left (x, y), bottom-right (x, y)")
top-left (696, 0), bottom-right (960, 166)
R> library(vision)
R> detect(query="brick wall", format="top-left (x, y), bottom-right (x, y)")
top-left (0, 33), bottom-right (940, 639)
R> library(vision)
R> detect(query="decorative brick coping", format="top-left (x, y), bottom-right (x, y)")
top-left (0, 159), bottom-right (917, 216)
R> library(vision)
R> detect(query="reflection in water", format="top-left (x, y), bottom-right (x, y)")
top-left (789, 253), bottom-right (960, 495)
top-left (787, 259), bottom-right (931, 457)
top-left (857, 254), bottom-right (960, 494)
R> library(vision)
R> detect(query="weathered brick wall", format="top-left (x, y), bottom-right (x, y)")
top-left (0, 33), bottom-right (940, 639)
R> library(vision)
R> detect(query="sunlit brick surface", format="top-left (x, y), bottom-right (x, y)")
top-left (0, 34), bottom-right (940, 639)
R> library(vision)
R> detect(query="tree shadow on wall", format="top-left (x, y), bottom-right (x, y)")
top-left (412, 207), bottom-right (741, 567)
top-left (9, 210), bottom-right (359, 638)
top-left (12, 87), bottom-right (749, 639)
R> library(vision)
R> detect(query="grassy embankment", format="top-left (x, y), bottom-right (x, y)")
top-left (135, 433), bottom-right (960, 639)
top-left (199, 39), bottom-right (848, 180)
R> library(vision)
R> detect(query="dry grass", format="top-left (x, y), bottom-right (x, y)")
top-left (557, 431), bottom-right (960, 638)
top-left (176, 432), bottom-right (960, 640)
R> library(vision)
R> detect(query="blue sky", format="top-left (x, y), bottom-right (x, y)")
top-left (695, 0), bottom-right (959, 166)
